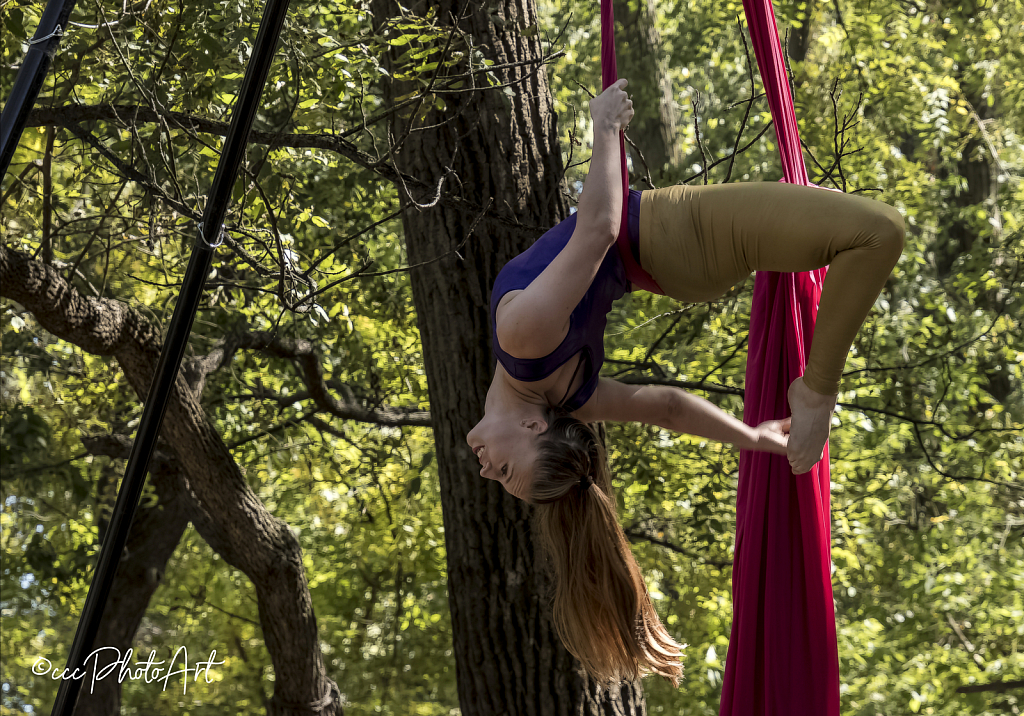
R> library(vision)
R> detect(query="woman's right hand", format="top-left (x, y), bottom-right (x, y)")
top-left (753, 417), bottom-right (791, 456)
top-left (589, 78), bottom-right (634, 132)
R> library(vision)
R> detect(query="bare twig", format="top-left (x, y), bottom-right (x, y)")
top-left (0, 163), bottom-right (40, 205)
top-left (724, 17), bottom-right (756, 184)
top-left (696, 335), bottom-right (748, 386)
top-left (68, 179), bottom-right (130, 279)
top-left (33, 104), bottom-right (550, 236)
top-left (956, 679), bottom-right (1024, 694)
top-left (681, 120), bottom-right (773, 185)
top-left (623, 132), bottom-right (656, 189)
top-left (829, 79), bottom-right (848, 191)
top-left (304, 207), bottom-right (407, 277)
top-left (642, 313), bottom-right (685, 366)
top-left (691, 90), bottom-right (709, 185)
top-left (624, 524), bottom-right (731, 568)
top-left (356, 197), bottom-right (492, 278)
top-left (910, 421), bottom-right (1022, 493)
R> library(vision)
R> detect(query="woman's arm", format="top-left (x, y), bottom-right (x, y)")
top-left (495, 80), bottom-right (634, 359)
top-left (575, 378), bottom-right (790, 454)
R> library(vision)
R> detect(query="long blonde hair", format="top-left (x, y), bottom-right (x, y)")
top-left (530, 412), bottom-right (685, 687)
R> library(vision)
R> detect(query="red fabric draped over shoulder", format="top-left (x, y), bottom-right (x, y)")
top-left (599, 0), bottom-right (840, 713)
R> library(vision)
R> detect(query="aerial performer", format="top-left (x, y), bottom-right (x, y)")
top-left (465, 79), bottom-right (905, 685)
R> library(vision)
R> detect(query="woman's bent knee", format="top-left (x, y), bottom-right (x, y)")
top-left (869, 203), bottom-right (905, 264)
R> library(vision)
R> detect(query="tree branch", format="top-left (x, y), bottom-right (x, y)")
top-left (0, 245), bottom-right (340, 711)
top-left (956, 679), bottom-right (1024, 694)
top-left (185, 330), bottom-right (431, 428)
top-left (27, 103), bottom-right (549, 237)
top-left (624, 524), bottom-right (731, 569)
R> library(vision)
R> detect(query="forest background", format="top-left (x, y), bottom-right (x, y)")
top-left (1, 0), bottom-right (1022, 713)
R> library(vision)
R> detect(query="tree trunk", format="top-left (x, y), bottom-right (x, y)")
top-left (369, 0), bottom-right (647, 711)
top-left (933, 85), bottom-right (993, 280)
top-left (933, 0), bottom-right (995, 280)
top-left (72, 438), bottom-right (190, 716)
top-left (613, 0), bottom-right (680, 183)
top-left (786, 1), bottom-right (814, 62)
top-left (0, 247), bottom-right (342, 715)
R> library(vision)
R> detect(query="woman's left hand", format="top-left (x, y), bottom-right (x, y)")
top-left (589, 78), bottom-right (634, 132)
top-left (752, 417), bottom-right (790, 455)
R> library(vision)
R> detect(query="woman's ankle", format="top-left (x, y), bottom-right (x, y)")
top-left (790, 376), bottom-right (838, 405)
top-left (795, 374), bottom-right (839, 400)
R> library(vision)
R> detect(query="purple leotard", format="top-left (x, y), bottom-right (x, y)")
top-left (490, 190), bottom-right (644, 411)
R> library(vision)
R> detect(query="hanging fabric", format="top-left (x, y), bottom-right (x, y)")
top-left (719, 2), bottom-right (839, 714)
top-left (599, 0), bottom-right (839, 713)
top-left (599, 0), bottom-right (663, 294)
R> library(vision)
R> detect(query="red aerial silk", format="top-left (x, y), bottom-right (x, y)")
top-left (600, 1), bottom-right (839, 713)
top-left (600, 0), bottom-right (663, 294)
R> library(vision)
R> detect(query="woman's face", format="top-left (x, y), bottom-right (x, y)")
top-left (466, 413), bottom-right (546, 501)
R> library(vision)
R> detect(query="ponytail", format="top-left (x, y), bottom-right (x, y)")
top-left (530, 412), bottom-right (686, 687)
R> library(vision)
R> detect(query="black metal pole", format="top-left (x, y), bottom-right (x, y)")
top-left (0, 0), bottom-right (80, 180)
top-left (49, 0), bottom-right (292, 712)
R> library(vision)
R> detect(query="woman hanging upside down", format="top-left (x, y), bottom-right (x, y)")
top-left (465, 79), bottom-right (905, 685)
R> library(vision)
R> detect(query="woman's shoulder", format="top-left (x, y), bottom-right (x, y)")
top-left (491, 213), bottom-right (579, 303)
top-left (505, 212), bottom-right (578, 268)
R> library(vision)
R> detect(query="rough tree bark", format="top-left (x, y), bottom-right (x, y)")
top-left (0, 246), bottom-right (342, 716)
top-left (70, 437), bottom-right (190, 716)
top-left (369, 0), bottom-right (647, 712)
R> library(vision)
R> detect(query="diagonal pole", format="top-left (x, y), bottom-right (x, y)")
top-left (49, 0), bottom-right (292, 712)
top-left (0, 0), bottom-right (80, 179)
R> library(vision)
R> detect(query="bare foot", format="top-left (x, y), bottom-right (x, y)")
top-left (787, 376), bottom-right (837, 474)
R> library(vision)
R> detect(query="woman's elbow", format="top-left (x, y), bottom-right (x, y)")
top-left (660, 388), bottom-right (687, 432)
top-left (599, 216), bottom-right (620, 244)
top-left (575, 218), bottom-right (618, 250)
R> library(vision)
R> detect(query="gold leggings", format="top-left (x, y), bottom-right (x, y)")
top-left (638, 182), bottom-right (905, 396)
